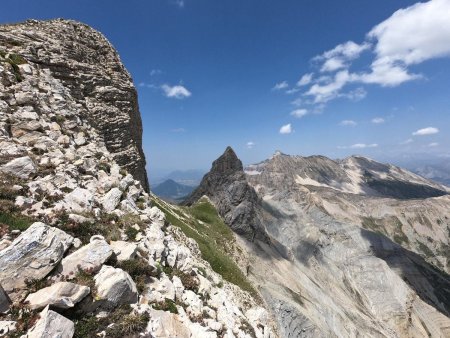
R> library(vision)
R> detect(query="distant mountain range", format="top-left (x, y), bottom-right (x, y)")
top-left (152, 179), bottom-right (196, 202)
top-left (412, 159), bottom-right (450, 187)
top-left (151, 169), bottom-right (205, 187)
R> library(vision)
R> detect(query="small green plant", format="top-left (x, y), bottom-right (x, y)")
top-left (152, 298), bottom-right (178, 314)
top-left (73, 316), bottom-right (99, 338)
top-left (125, 226), bottom-right (139, 240)
top-left (8, 304), bottom-right (40, 338)
top-left (25, 278), bottom-right (49, 293)
top-left (98, 162), bottom-right (111, 174)
top-left (116, 258), bottom-right (155, 293)
top-left (74, 267), bottom-right (97, 290)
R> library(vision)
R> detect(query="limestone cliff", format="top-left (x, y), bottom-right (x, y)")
top-left (187, 149), bottom-right (450, 338)
top-left (184, 147), bottom-right (268, 242)
top-left (0, 20), bottom-right (276, 337)
top-left (0, 18), bottom-right (148, 190)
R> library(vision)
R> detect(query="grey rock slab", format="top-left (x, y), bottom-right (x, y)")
top-left (0, 223), bottom-right (73, 293)
top-left (0, 285), bottom-right (10, 313)
top-left (0, 156), bottom-right (37, 179)
top-left (56, 237), bottom-right (113, 280)
top-left (94, 265), bottom-right (138, 309)
top-left (110, 240), bottom-right (138, 261)
top-left (25, 282), bottom-right (90, 310)
top-left (25, 305), bottom-right (74, 338)
top-left (101, 187), bottom-right (122, 212)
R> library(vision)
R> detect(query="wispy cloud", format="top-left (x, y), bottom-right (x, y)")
top-left (173, 0), bottom-right (185, 8)
top-left (161, 84), bottom-right (192, 99)
top-left (246, 141), bottom-right (255, 149)
top-left (412, 127), bottom-right (439, 136)
top-left (272, 81), bottom-right (289, 91)
top-left (279, 123), bottom-right (292, 134)
top-left (138, 82), bottom-right (158, 89)
top-left (371, 117), bottom-right (385, 124)
top-left (292, 0), bottom-right (450, 106)
top-left (150, 69), bottom-right (162, 76)
top-left (400, 138), bottom-right (413, 145)
top-left (314, 41), bottom-right (370, 73)
top-left (339, 143), bottom-right (378, 149)
top-left (339, 120), bottom-right (357, 127)
top-left (290, 109), bottom-right (308, 118)
top-left (171, 128), bottom-right (186, 133)
top-left (429, 142), bottom-right (439, 147)
top-left (297, 73), bottom-right (313, 86)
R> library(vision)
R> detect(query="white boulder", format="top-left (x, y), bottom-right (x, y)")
top-left (25, 282), bottom-right (90, 310)
top-left (56, 237), bottom-right (112, 279)
top-left (94, 265), bottom-right (138, 308)
top-left (110, 241), bottom-right (138, 261)
top-left (26, 305), bottom-right (74, 338)
top-left (101, 187), bottom-right (122, 212)
top-left (0, 156), bottom-right (37, 179)
top-left (0, 223), bottom-right (73, 292)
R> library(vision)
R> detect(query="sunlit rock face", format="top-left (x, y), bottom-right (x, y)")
top-left (0, 20), bottom-right (278, 338)
top-left (187, 149), bottom-right (450, 337)
top-left (0, 18), bottom-right (148, 190)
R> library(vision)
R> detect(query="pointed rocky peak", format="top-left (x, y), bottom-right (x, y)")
top-left (210, 146), bottom-right (243, 173)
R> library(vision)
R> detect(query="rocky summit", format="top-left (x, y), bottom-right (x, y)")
top-left (187, 148), bottom-right (450, 337)
top-left (0, 20), bottom-right (276, 338)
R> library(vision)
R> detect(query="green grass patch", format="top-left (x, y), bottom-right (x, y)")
top-left (152, 196), bottom-right (259, 299)
top-left (0, 211), bottom-right (33, 231)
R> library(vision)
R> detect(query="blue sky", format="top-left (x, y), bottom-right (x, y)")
top-left (2, 0), bottom-right (450, 179)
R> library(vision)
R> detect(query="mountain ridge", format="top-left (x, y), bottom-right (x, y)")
top-left (185, 147), bottom-right (450, 337)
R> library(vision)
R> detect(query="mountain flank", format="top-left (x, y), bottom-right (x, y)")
top-left (0, 19), bottom-right (276, 338)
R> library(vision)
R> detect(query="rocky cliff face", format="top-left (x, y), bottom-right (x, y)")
top-left (0, 18), bottom-right (148, 190)
top-left (188, 149), bottom-right (450, 337)
top-left (184, 147), bottom-right (268, 242)
top-left (0, 20), bottom-right (275, 337)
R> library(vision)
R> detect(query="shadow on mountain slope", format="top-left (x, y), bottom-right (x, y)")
top-left (360, 228), bottom-right (450, 316)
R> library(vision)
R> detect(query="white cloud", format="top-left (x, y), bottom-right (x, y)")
top-left (338, 143), bottom-right (378, 149)
top-left (300, 0), bottom-right (450, 104)
top-left (350, 143), bottom-right (378, 149)
top-left (272, 81), bottom-right (288, 91)
top-left (412, 127), bottom-right (439, 136)
top-left (246, 141), bottom-right (255, 149)
top-left (340, 87), bottom-right (367, 101)
top-left (290, 98), bottom-right (303, 106)
top-left (429, 142), bottom-right (439, 147)
top-left (297, 73), bottom-right (313, 86)
top-left (279, 123), bottom-right (292, 134)
top-left (321, 58), bottom-right (346, 72)
top-left (315, 41), bottom-right (370, 73)
top-left (369, 0), bottom-right (450, 67)
top-left (339, 120), bottom-right (357, 127)
top-left (161, 84), bottom-right (192, 99)
top-left (305, 70), bottom-right (353, 103)
top-left (321, 41), bottom-right (371, 60)
top-left (400, 138), bottom-right (413, 145)
top-left (371, 117), bottom-right (385, 124)
top-left (290, 109), bottom-right (308, 118)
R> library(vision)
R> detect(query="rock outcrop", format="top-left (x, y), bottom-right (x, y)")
top-left (191, 149), bottom-right (450, 337)
top-left (25, 282), bottom-right (90, 310)
top-left (184, 146), bottom-right (268, 241)
top-left (0, 19), bottom-right (148, 190)
top-left (0, 223), bottom-right (73, 293)
top-left (0, 20), bottom-right (275, 338)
